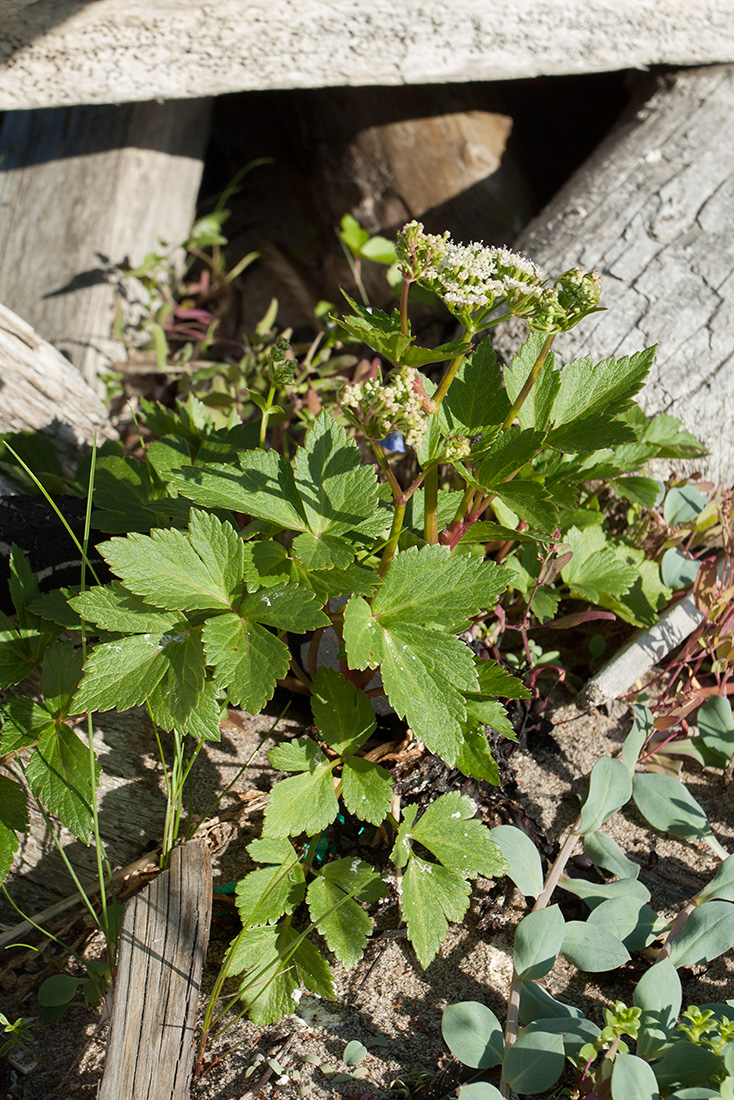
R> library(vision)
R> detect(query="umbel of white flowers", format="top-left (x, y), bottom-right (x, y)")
top-left (341, 364), bottom-right (430, 449)
top-left (395, 220), bottom-right (601, 332)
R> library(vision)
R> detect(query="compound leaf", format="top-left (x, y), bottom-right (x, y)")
top-left (26, 724), bottom-right (97, 841)
top-left (341, 756), bottom-right (393, 825)
top-left (307, 857), bottom-right (386, 967)
top-left (310, 668), bottom-right (375, 756)
top-left (400, 856), bottom-right (470, 967)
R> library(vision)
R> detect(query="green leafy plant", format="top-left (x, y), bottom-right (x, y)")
top-left (0, 219), bottom-right (709, 1069)
top-left (442, 704), bottom-right (734, 1098)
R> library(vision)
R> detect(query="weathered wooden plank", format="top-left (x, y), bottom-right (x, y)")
top-left (98, 841), bottom-right (212, 1100)
top-left (0, 302), bottom-right (117, 467)
top-left (1, 1), bottom-right (733, 110)
top-left (0, 98), bottom-right (211, 386)
top-left (494, 64), bottom-right (734, 486)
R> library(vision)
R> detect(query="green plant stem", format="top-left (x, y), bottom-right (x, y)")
top-left (500, 821), bottom-right (581, 1099)
top-left (423, 468), bottom-right (439, 543)
top-left (501, 333), bottom-right (556, 431)
top-left (259, 384), bottom-right (276, 448)
top-left (381, 501), bottom-right (406, 576)
top-left (31, 795), bottom-right (105, 937)
top-left (1, 886), bottom-right (91, 974)
top-left (399, 277), bottom-right (411, 336)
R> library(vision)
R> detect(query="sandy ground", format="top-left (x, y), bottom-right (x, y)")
top-left (2, 691), bottom-right (733, 1100)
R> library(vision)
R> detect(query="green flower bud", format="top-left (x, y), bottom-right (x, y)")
top-left (267, 336), bottom-right (295, 385)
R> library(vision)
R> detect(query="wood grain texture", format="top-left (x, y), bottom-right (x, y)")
top-left (0, 302), bottom-right (117, 467)
top-left (98, 841), bottom-right (212, 1100)
top-left (1, 1), bottom-right (733, 109)
top-left (0, 99), bottom-right (211, 387)
top-left (493, 65), bottom-right (734, 485)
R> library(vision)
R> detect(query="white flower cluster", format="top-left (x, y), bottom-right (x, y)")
top-left (396, 221), bottom-right (546, 318)
top-left (341, 365), bottom-right (428, 450)
top-left (444, 436), bottom-right (471, 462)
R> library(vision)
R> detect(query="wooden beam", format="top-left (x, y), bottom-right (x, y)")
top-left (98, 841), bottom-right (212, 1100)
top-left (494, 64), bottom-right (734, 487)
top-left (1, 1), bottom-right (733, 109)
top-left (0, 302), bottom-right (117, 467)
top-left (0, 98), bottom-right (211, 387)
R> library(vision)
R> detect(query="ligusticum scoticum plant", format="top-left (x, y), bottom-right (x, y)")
top-left (0, 220), bottom-right (703, 1032)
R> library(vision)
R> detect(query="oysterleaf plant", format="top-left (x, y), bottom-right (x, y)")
top-left (0, 220), bottom-right (713, 1055)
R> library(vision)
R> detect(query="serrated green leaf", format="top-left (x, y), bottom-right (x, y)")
top-left (400, 855), bottom-right (470, 967)
top-left (668, 900), bottom-right (734, 967)
top-left (29, 587), bottom-right (83, 629)
top-left (310, 668), bottom-right (375, 756)
top-left (501, 1028), bottom-right (565, 1093)
top-left (353, 619), bottom-right (476, 762)
top-left (307, 857), bottom-right (386, 967)
top-left (440, 338), bottom-right (510, 431)
top-left (1, 696), bottom-right (53, 751)
top-left (99, 511), bottom-right (244, 611)
top-left (493, 481), bottom-right (558, 533)
top-left (0, 774), bottom-right (28, 837)
top-left (229, 924), bottom-right (333, 1026)
top-left (442, 1001), bottom-right (503, 1069)
top-left (576, 757), bottom-right (632, 835)
top-left (242, 542), bottom-right (291, 590)
top-left (547, 348), bottom-right (654, 453)
top-left (464, 698), bottom-right (516, 741)
top-left (293, 412), bottom-right (380, 538)
top-left (401, 791), bottom-right (507, 880)
top-left (154, 628), bottom-right (206, 727)
top-left (561, 920), bottom-right (630, 971)
top-left (235, 859), bottom-right (305, 927)
top-left (371, 544), bottom-right (509, 632)
top-left (269, 736), bottom-right (327, 773)
top-left (611, 1052), bottom-right (660, 1099)
top-left (490, 825), bottom-right (544, 899)
top-left (170, 448), bottom-right (304, 527)
top-left (455, 726), bottom-right (500, 784)
top-left (403, 339), bottom-right (471, 368)
top-left (93, 454), bottom-right (191, 534)
top-left (0, 608), bottom-right (58, 689)
top-left (42, 640), bottom-right (83, 719)
top-left (240, 585), bottom-right (329, 633)
top-left (634, 959), bottom-right (681, 1058)
top-left (26, 724), bottom-right (96, 840)
top-left (504, 332), bottom-right (560, 430)
top-left (293, 561), bottom-right (380, 603)
top-left (202, 612), bottom-right (289, 714)
top-left (70, 582), bottom-right (183, 634)
top-left (473, 659), bottom-right (531, 699)
top-left (292, 532), bottom-right (353, 570)
top-left (264, 754), bottom-right (339, 837)
top-left (71, 633), bottom-right (170, 714)
top-left (180, 678), bottom-right (222, 741)
top-left (341, 756), bottom-right (393, 824)
top-left (514, 905), bottom-right (565, 979)
top-left (0, 819), bottom-right (20, 881)
top-left (613, 475), bottom-right (662, 509)
top-left (478, 428), bottom-right (546, 487)
top-left (561, 525), bottom-right (638, 602)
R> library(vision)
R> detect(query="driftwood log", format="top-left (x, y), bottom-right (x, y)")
top-left (98, 841), bottom-right (212, 1100)
top-left (494, 64), bottom-right (734, 487)
top-left (1, 1), bottom-right (733, 109)
top-left (0, 302), bottom-right (117, 466)
top-left (0, 99), bottom-right (211, 387)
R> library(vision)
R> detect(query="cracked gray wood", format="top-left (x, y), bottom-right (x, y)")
top-left (98, 841), bottom-right (213, 1100)
top-left (0, 302), bottom-right (117, 469)
top-left (493, 64), bottom-right (734, 486)
top-left (0, 99), bottom-right (211, 387)
top-left (1, 1), bottom-right (734, 109)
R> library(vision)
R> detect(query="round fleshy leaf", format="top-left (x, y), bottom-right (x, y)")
top-left (501, 1029), bottom-right (564, 1094)
top-left (442, 1001), bottom-right (503, 1069)
top-left (513, 905), bottom-right (565, 980)
top-left (490, 825), bottom-right (544, 899)
top-left (576, 757), bottom-right (632, 835)
top-left (611, 1052), bottom-right (659, 1099)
